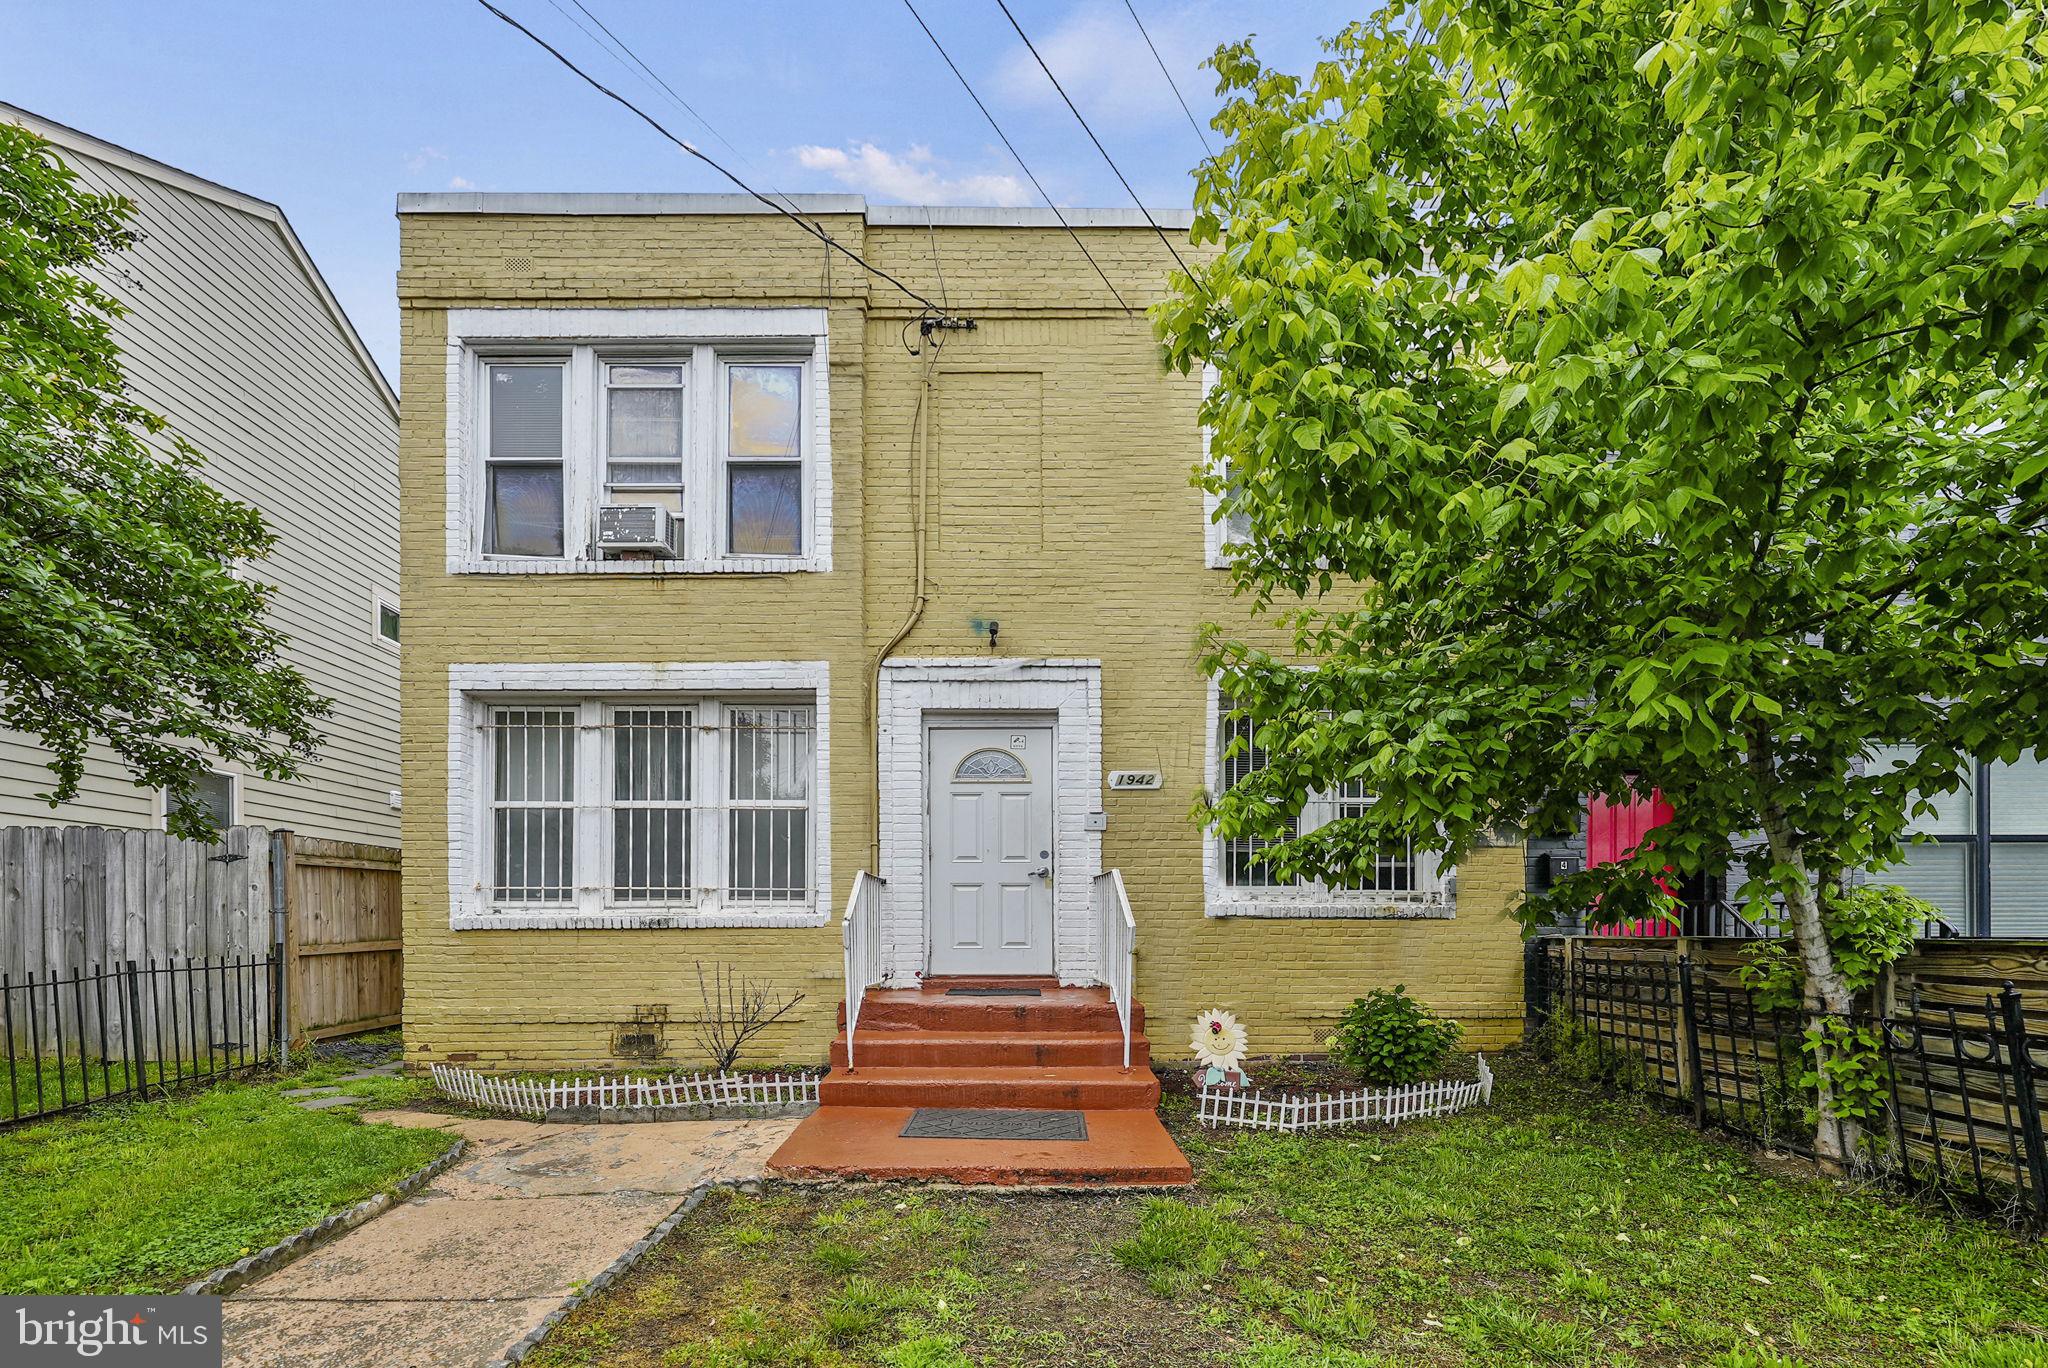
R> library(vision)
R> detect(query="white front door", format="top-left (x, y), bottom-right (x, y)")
top-left (926, 724), bottom-right (1056, 976)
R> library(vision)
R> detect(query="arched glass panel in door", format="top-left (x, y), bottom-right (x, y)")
top-left (953, 748), bottom-right (1029, 782)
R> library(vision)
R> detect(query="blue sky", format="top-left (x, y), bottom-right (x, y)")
top-left (2, 1), bottom-right (1358, 382)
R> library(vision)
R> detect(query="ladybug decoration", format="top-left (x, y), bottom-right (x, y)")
top-left (1189, 1007), bottom-right (1251, 1090)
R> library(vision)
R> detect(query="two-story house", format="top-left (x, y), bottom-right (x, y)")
top-left (398, 192), bottom-right (1527, 1179)
top-left (0, 104), bottom-right (401, 845)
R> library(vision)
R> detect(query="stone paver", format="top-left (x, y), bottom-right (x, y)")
top-left (334, 1061), bottom-right (405, 1081)
top-left (221, 1108), bottom-right (802, 1368)
top-left (290, 1093), bottom-right (365, 1110)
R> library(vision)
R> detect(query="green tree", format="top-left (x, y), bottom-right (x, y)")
top-left (1, 122), bottom-right (327, 839)
top-left (1158, 0), bottom-right (2048, 1163)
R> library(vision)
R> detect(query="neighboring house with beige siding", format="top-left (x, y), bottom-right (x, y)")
top-left (397, 192), bottom-right (1527, 1077)
top-left (0, 105), bottom-right (400, 846)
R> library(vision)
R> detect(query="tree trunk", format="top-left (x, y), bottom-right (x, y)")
top-left (1749, 743), bottom-right (1860, 1168)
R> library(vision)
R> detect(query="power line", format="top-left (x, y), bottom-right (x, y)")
top-left (994, 0), bottom-right (1198, 283)
top-left (475, 0), bottom-right (959, 319)
top-left (1123, 0), bottom-right (1214, 160)
top-left (562, 0), bottom-right (783, 198)
top-left (900, 0), bottom-right (1132, 316)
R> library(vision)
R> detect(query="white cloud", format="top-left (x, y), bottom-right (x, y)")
top-left (789, 142), bottom-right (1031, 207)
top-left (447, 176), bottom-right (477, 191)
top-left (990, 1), bottom-right (1210, 126)
top-left (404, 146), bottom-right (447, 173)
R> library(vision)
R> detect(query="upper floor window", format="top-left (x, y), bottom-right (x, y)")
top-left (447, 309), bottom-right (831, 574)
top-left (1199, 365), bottom-right (1250, 569)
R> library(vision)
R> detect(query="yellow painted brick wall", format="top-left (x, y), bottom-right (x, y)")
top-left (397, 210), bottom-right (1526, 1072)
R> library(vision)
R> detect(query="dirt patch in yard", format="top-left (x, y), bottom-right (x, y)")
top-left (528, 1183), bottom-right (1236, 1368)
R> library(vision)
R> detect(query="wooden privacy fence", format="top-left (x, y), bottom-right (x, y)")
top-left (1, 825), bottom-right (400, 1048)
top-left (279, 836), bottom-right (401, 1042)
top-left (1526, 935), bottom-right (2048, 1225)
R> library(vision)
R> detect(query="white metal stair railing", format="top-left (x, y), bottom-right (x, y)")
top-left (1092, 868), bottom-right (1137, 1070)
top-left (841, 870), bottom-right (886, 1072)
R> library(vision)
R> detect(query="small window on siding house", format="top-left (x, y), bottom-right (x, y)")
top-left (166, 770), bottom-right (236, 832)
top-left (373, 594), bottom-right (401, 647)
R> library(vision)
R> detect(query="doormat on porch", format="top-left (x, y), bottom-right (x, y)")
top-left (943, 987), bottom-right (1043, 997)
top-left (901, 1108), bottom-right (1089, 1141)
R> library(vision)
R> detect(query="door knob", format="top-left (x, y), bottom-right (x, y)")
top-left (1028, 866), bottom-right (1051, 878)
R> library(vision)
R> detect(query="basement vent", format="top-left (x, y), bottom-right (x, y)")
top-left (501, 256), bottom-right (534, 274)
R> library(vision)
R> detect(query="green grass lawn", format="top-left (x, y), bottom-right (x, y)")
top-left (0, 1046), bottom-right (447, 1294)
top-left (527, 1054), bottom-right (2048, 1368)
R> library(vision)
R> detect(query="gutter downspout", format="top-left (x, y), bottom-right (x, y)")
top-left (868, 343), bottom-right (942, 869)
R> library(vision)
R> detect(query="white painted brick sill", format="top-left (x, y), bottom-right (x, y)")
top-left (447, 557), bottom-right (828, 576)
top-left (1206, 899), bottom-right (1458, 921)
top-left (451, 908), bottom-right (828, 931)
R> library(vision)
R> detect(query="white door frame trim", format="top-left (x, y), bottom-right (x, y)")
top-left (876, 658), bottom-right (1103, 987)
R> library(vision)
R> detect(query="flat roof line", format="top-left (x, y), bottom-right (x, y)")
top-left (397, 192), bottom-right (1194, 230)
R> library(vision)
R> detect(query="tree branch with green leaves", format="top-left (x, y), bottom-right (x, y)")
top-left (1160, 0), bottom-right (2048, 1165)
top-left (0, 122), bottom-right (328, 840)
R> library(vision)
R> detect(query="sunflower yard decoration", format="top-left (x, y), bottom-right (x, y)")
top-left (1190, 1008), bottom-right (1251, 1090)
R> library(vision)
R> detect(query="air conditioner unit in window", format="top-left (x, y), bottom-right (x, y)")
top-left (597, 505), bottom-right (683, 558)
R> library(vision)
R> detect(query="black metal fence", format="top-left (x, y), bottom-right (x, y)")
top-left (2, 953), bottom-right (282, 1127)
top-left (1526, 937), bottom-right (2048, 1225)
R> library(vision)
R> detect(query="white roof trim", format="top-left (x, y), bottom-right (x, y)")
top-left (1, 102), bottom-right (399, 419)
top-left (865, 205), bottom-right (1194, 229)
top-left (397, 191), bottom-right (1194, 230)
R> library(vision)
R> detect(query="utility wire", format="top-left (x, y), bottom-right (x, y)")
top-left (994, 0), bottom-right (1198, 283)
top-left (1123, 0), bottom-right (1214, 160)
top-left (476, 0), bottom-right (957, 318)
top-left (563, 0), bottom-right (795, 210)
top-left (901, 0), bottom-right (1132, 316)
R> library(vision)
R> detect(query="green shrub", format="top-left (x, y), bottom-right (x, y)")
top-left (1328, 985), bottom-right (1463, 1084)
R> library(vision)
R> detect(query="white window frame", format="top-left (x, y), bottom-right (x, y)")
top-left (445, 309), bottom-right (832, 575)
top-left (599, 357), bottom-right (691, 518)
top-left (158, 768), bottom-right (238, 832)
top-left (1200, 364), bottom-right (1240, 570)
top-left (1202, 682), bottom-right (1451, 919)
top-left (447, 662), bottom-right (831, 930)
top-left (372, 590), bottom-right (401, 649)
top-left (477, 357), bottom-right (572, 559)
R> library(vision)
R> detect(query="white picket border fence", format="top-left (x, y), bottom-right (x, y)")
top-left (430, 1062), bottom-right (819, 1119)
top-left (1196, 1054), bottom-right (1494, 1132)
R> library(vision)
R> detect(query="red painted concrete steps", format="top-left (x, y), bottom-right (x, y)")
top-left (820, 1064), bottom-right (1159, 1111)
top-left (769, 1106), bottom-right (1191, 1186)
top-left (772, 979), bottom-right (1191, 1187)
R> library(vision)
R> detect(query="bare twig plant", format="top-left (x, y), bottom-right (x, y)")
top-left (692, 962), bottom-right (804, 1072)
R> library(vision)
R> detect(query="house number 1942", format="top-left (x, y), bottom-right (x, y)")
top-left (1106, 770), bottom-right (1163, 790)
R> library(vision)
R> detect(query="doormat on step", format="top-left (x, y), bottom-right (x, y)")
top-left (943, 987), bottom-right (1043, 997)
top-left (901, 1108), bottom-right (1089, 1141)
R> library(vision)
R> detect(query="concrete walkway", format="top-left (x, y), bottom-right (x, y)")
top-left (221, 1109), bottom-right (802, 1368)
